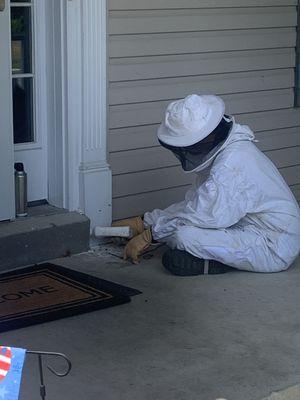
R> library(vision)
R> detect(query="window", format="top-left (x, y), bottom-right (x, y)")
top-left (10, 0), bottom-right (34, 144)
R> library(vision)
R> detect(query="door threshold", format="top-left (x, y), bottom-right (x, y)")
top-left (26, 204), bottom-right (68, 218)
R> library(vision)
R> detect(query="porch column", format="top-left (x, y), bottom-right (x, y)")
top-left (65, 0), bottom-right (112, 230)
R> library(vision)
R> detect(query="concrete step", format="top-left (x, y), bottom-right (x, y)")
top-left (0, 205), bottom-right (90, 272)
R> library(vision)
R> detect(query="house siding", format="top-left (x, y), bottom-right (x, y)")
top-left (108, 0), bottom-right (300, 220)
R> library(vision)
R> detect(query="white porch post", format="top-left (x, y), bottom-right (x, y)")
top-left (65, 0), bottom-right (112, 231)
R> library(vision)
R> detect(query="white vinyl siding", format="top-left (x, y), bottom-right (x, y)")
top-left (108, 0), bottom-right (300, 220)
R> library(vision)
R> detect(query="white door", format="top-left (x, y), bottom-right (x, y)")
top-left (0, 0), bottom-right (15, 221)
top-left (11, 0), bottom-right (47, 203)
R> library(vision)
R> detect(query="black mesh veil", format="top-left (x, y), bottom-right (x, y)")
top-left (159, 116), bottom-right (233, 172)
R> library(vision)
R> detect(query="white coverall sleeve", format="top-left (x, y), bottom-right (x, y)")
top-left (144, 164), bottom-right (257, 241)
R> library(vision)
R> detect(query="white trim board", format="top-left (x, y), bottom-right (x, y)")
top-left (46, 0), bottom-right (112, 230)
top-left (64, 0), bottom-right (112, 229)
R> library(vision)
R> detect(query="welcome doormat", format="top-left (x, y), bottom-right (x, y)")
top-left (0, 263), bottom-right (141, 333)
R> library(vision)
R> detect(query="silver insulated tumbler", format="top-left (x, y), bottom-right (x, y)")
top-left (14, 162), bottom-right (28, 217)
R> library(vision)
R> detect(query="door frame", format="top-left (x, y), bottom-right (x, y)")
top-left (0, 0), bottom-right (15, 221)
top-left (13, 0), bottom-right (48, 203)
top-left (47, 0), bottom-right (112, 230)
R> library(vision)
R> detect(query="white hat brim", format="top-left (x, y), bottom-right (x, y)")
top-left (157, 95), bottom-right (225, 147)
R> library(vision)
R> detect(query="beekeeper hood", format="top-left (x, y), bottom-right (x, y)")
top-left (158, 94), bottom-right (233, 172)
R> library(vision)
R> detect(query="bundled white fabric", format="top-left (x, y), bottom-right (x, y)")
top-left (144, 121), bottom-right (300, 272)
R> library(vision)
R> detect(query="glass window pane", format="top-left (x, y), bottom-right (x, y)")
top-left (12, 78), bottom-right (34, 144)
top-left (11, 7), bottom-right (32, 74)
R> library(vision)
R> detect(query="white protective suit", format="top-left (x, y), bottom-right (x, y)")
top-left (144, 119), bottom-right (300, 272)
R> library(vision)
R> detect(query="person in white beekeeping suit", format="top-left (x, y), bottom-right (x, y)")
top-left (113, 94), bottom-right (300, 275)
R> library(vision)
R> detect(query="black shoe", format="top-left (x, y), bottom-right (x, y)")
top-left (162, 248), bottom-right (233, 276)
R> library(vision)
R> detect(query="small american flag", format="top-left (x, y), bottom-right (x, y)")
top-left (0, 346), bottom-right (12, 381)
top-left (0, 346), bottom-right (26, 400)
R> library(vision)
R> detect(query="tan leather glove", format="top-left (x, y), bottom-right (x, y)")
top-left (112, 216), bottom-right (144, 238)
top-left (123, 229), bottom-right (152, 264)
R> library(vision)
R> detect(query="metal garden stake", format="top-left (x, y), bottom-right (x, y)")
top-left (26, 351), bottom-right (72, 400)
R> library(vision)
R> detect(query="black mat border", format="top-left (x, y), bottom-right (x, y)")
top-left (0, 263), bottom-right (142, 297)
top-left (0, 270), bottom-right (114, 322)
top-left (0, 263), bottom-right (141, 333)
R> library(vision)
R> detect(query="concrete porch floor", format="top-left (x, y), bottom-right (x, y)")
top-left (2, 244), bottom-right (300, 400)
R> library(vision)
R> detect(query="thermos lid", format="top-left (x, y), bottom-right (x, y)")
top-left (14, 162), bottom-right (24, 172)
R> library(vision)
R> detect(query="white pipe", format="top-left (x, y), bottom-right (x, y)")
top-left (94, 226), bottom-right (133, 238)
